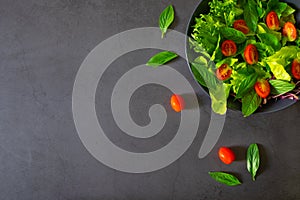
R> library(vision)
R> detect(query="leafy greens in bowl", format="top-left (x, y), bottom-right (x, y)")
top-left (186, 0), bottom-right (300, 116)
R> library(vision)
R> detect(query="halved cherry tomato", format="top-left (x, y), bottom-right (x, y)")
top-left (283, 22), bottom-right (297, 42)
top-left (216, 64), bottom-right (232, 81)
top-left (291, 58), bottom-right (300, 80)
top-left (244, 44), bottom-right (259, 65)
top-left (170, 94), bottom-right (185, 112)
top-left (221, 40), bottom-right (237, 57)
top-left (266, 11), bottom-right (280, 31)
top-left (254, 79), bottom-right (271, 98)
top-left (233, 19), bottom-right (250, 34)
top-left (218, 147), bottom-right (235, 165)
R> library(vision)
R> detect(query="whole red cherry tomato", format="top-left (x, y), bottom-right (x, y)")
top-left (244, 44), bottom-right (259, 65)
top-left (233, 19), bottom-right (250, 34)
top-left (283, 22), bottom-right (297, 42)
top-left (266, 11), bottom-right (280, 31)
top-left (170, 94), bottom-right (185, 112)
top-left (221, 40), bottom-right (237, 57)
top-left (218, 147), bottom-right (235, 165)
top-left (291, 58), bottom-right (300, 80)
top-left (254, 79), bottom-right (271, 98)
top-left (216, 64), bottom-right (232, 81)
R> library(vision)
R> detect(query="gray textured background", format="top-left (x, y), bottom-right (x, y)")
top-left (0, 0), bottom-right (300, 199)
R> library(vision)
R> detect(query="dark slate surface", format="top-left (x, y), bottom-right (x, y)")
top-left (0, 0), bottom-right (299, 199)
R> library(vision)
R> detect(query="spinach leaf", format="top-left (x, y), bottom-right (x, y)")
top-left (159, 5), bottom-right (174, 38)
top-left (257, 33), bottom-right (281, 51)
top-left (209, 172), bottom-right (241, 186)
top-left (242, 89), bottom-right (262, 117)
top-left (235, 73), bottom-right (258, 98)
top-left (247, 143), bottom-right (260, 181)
top-left (244, 0), bottom-right (259, 32)
top-left (269, 79), bottom-right (295, 95)
top-left (221, 27), bottom-right (247, 44)
top-left (146, 51), bottom-right (178, 67)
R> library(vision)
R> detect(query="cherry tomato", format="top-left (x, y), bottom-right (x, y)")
top-left (233, 19), bottom-right (250, 34)
top-left (170, 94), bottom-right (185, 112)
top-left (218, 147), bottom-right (235, 165)
top-left (266, 11), bottom-right (280, 31)
top-left (244, 44), bottom-right (259, 65)
top-left (254, 79), bottom-right (271, 98)
top-left (283, 22), bottom-right (297, 42)
top-left (221, 40), bottom-right (237, 57)
top-left (291, 58), bottom-right (300, 80)
top-left (216, 64), bottom-right (232, 81)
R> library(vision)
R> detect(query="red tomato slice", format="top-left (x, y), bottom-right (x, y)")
top-left (283, 22), bottom-right (297, 42)
top-left (244, 44), bottom-right (259, 65)
top-left (216, 64), bottom-right (232, 81)
top-left (254, 79), bottom-right (271, 98)
top-left (218, 147), bottom-right (235, 165)
top-left (170, 94), bottom-right (185, 112)
top-left (291, 59), bottom-right (300, 80)
top-left (233, 19), bottom-right (250, 34)
top-left (266, 11), bottom-right (280, 31)
top-left (221, 40), bottom-right (237, 57)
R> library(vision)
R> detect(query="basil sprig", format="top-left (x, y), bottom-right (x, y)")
top-left (146, 51), bottom-right (178, 67)
top-left (247, 143), bottom-right (260, 181)
top-left (209, 172), bottom-right (242, 186)
top-left (159, 5), bottom-right (174, 38)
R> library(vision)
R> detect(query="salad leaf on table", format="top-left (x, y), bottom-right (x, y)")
top-left (247, 143), bottom-right (260, 181)
top-left (146, 51), bottom-right (178, 67)
top-left (209, 171), bottom-right (242, 186)
top-left (159, 5), bottom-right (175, 38)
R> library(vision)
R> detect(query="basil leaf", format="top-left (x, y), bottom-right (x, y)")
top-left (209, 172), bottom-right (241, 186)
top-left (146, 51), bottom-right (178, 67)
top-left (267, 0), bottom-right (287, 18)
top-left (221, 27), bottom-right (247, 44)
top-left (235, 73), bottom-right (258, 99)
top-left (242, 89), bottom-right (262, 117)
top-left (256, 42), bottom-right (275, 57)
top-left (257, 33), bottom-right (281, 51)
top-left (191, 65), bottom-right (206, 87)
top-left (247, 143), bottom-right (260, 181)
top-left (216, 58), bottom-right (239, 68)
top-left (192, 61), bottom-right (227, 115)
top-left (159, 5), bottom-right (174, 38)
top-left (269, 79), bottom-right (295, 95)
top-left (191, 61), bottom-right (218, 90)
top-left (282, 5), bottom-right (296, 17)
top-left (244, 0), bottom-right (259, 32)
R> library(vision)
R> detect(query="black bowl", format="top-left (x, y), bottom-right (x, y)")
top-left (186, 0), bottom-right (300, 114)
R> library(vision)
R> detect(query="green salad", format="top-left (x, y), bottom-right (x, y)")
top-left (189, 0), bottom-right (300, 116)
